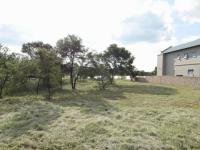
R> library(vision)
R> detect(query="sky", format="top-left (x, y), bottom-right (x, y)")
top-left (0, 0), bottom-right (200, 71)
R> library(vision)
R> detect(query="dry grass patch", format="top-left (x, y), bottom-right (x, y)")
top-left (0, 80), bottom-right (200, 149)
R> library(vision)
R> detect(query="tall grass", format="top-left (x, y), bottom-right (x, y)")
top-left (0, 80), bottom-right (200, 149)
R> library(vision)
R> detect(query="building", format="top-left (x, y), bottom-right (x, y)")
top-left (157, 39), bottom-right (200, 77)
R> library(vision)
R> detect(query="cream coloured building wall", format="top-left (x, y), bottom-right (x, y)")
top-left (157, 45), bottom-right (200, 77)
top-left (157, 54), bottom-right (164, 76)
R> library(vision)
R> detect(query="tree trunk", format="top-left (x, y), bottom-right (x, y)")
top-left (0, 76), bottom-right (8, 99)
top-left (46, 76), bottom-right (51, 100)
top-left (110, 71), bottom-right (114, 84)
top-left (36, 78), bottom-right (41, 95)
top-left (111, 75), bottom-right (114, 84)
top-left (70, 74), bottom-right (76, 90)
top-left (102, 78), bottom-right (105, 90)
top-left (70, 69), bottom-right (74, 90)
top-left (70, 74), bottom-right (74, 90)
top-left (0, 87), bottom-right (3, 99)
top-left (60, 77), bottom-right (63, 89)
top-left (70, 54), bottom-right (76, 90)
top-left (130, 75), bottom-right (134, 81)
top-left (48, 86), bottom-right (51, 100)
top-left (73, 76), bottom-right (78, 90)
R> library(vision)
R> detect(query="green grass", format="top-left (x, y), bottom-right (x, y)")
top-left (0, 80), bottom-right (200, 149)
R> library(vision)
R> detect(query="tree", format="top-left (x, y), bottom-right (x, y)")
top-left (21, 41), bottom-right (56, 94)
top-left (36, 48), bottom-right (61, 100)
top-left (22, 41), bottom-right (52, 58)
top-left (152, 67), bottom-right (157, 75)
top-left (13, 57), bottom-right (40, 93)
top-left (56, 35), bottom-right (86, 90)
top-left (88, 53), bottom-right (111, 90)
top-left (103, 44), bottom-right (135, 83)
top-left (0, 45), bottom-right (16, 98)
top-left (125, 56), bottom-right (135, 81)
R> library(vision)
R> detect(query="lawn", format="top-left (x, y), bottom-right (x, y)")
top-left (0, 80), bottom-right (200, 149)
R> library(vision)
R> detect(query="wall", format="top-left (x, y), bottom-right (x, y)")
top-left (157, 54), bottom-right (164, 76)
top-left (136, 76), bottom-right (200, 88)
top-left (175, 64), bottom-right (200, 77)
top-left (158, 45), bottom-right (200, 77)
top-left (164, 52), bottom-right (176, 76)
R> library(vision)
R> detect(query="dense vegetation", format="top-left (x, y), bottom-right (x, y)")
top-left (0, 80), bottom-right (200, 149)
top-left (0, 35), bottom-right (135, 99)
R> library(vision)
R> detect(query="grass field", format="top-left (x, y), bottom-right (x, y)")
top-left (0, 80), bottom-right (200, 149)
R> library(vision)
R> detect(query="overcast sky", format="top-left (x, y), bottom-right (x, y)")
top-left (0, 0), bottom-right (200, 71)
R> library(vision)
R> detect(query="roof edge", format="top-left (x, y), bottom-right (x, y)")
top-left (161, 46), bottom-right (172, 53)
top-left (161, 38), bottom-right (200, 54)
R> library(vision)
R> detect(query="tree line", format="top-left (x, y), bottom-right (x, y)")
top-left (0, 34), bottom-right (135, 100)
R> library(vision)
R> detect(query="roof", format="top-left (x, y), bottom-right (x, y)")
top-left (162, 38), bottom-right (200, 54)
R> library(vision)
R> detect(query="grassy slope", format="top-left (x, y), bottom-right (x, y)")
top-left (0, 80), bottom-right (200, 149)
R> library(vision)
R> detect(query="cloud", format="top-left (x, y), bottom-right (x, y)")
top-left (0, 24), bottom-right (29, 46)
top-left (165, 0), bottom-right (174, 5)
top-left (0, 0), bottom-right (172, 48)
top-left (173, 16), bottom-right (200, 40)
top-left (118, 13), bottom-right (172, 43)
top-left (0, 0), bottom-right (199, 71)
top-left (175, 0), bottom-right (200, 23)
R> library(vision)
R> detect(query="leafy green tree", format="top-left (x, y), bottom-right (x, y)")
top-left (152, 67), bottom-right (157, 75)
top-left (133, 69), bottom-right (156, 77)
top-left (125, 56), bottom-right (135, 81)
top-left (96, 64), bottom-right (111, 90)
top-left (22, 41), bottom-right (52, 58)
top-left (12, 58), bottom-right (40, 93)
top-left (103, 44), bottom-right (135, 83)
top-left (88, 53), bottom-right (111, 90)
top-left (22, 41), bottom-right (59, 94)
top-left (36, 48), bottom-right (62, 100)
top-left (0, 45), bottom-right (16, 98)
top-left (56, 35), bottom-right (86, 90)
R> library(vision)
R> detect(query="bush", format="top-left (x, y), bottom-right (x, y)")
top-left (96, 65), bottom-right (111, 90)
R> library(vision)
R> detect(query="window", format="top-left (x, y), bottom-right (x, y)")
top-left (188, 69), bottom-right (194, 77)
top-left (185, 52), bottom-right (197, 59)
top-left (176, 75), bottom-right (183, 77)
top-left (190, 52), bottom-right (197, 58)
top-left (177, 55), bottom-right (181, 60)
top-left (184, 53), bottom-right (188, 59)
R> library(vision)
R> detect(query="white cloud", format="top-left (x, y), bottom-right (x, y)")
top-left (0, 25), bottom-right (22, 45)
top-left (175, 0), bottom-right (200, 23)
top-left (0, 24), bottom-right (30, 46)
top-left (0, 0), bottom-right (198, 71)
top-left (118, 13), bottom-right (171, 43)
top-left (0, 0), bottom-right (168, 47)
top-left (178, 35), bottom-right (200, 45)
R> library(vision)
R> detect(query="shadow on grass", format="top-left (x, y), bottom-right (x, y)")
top-left (0, 82), bottom-right (178, 142)
top-left (0, 99), bottom-right (61, 140)
top-left (52, 89), bottom-right (119, 115)
top-left (89, 83), bottom-right (177, 101)
top-left (114, 84), bottom-right (178, 96)
top-left (51, 83), bottom-right (177, 115)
